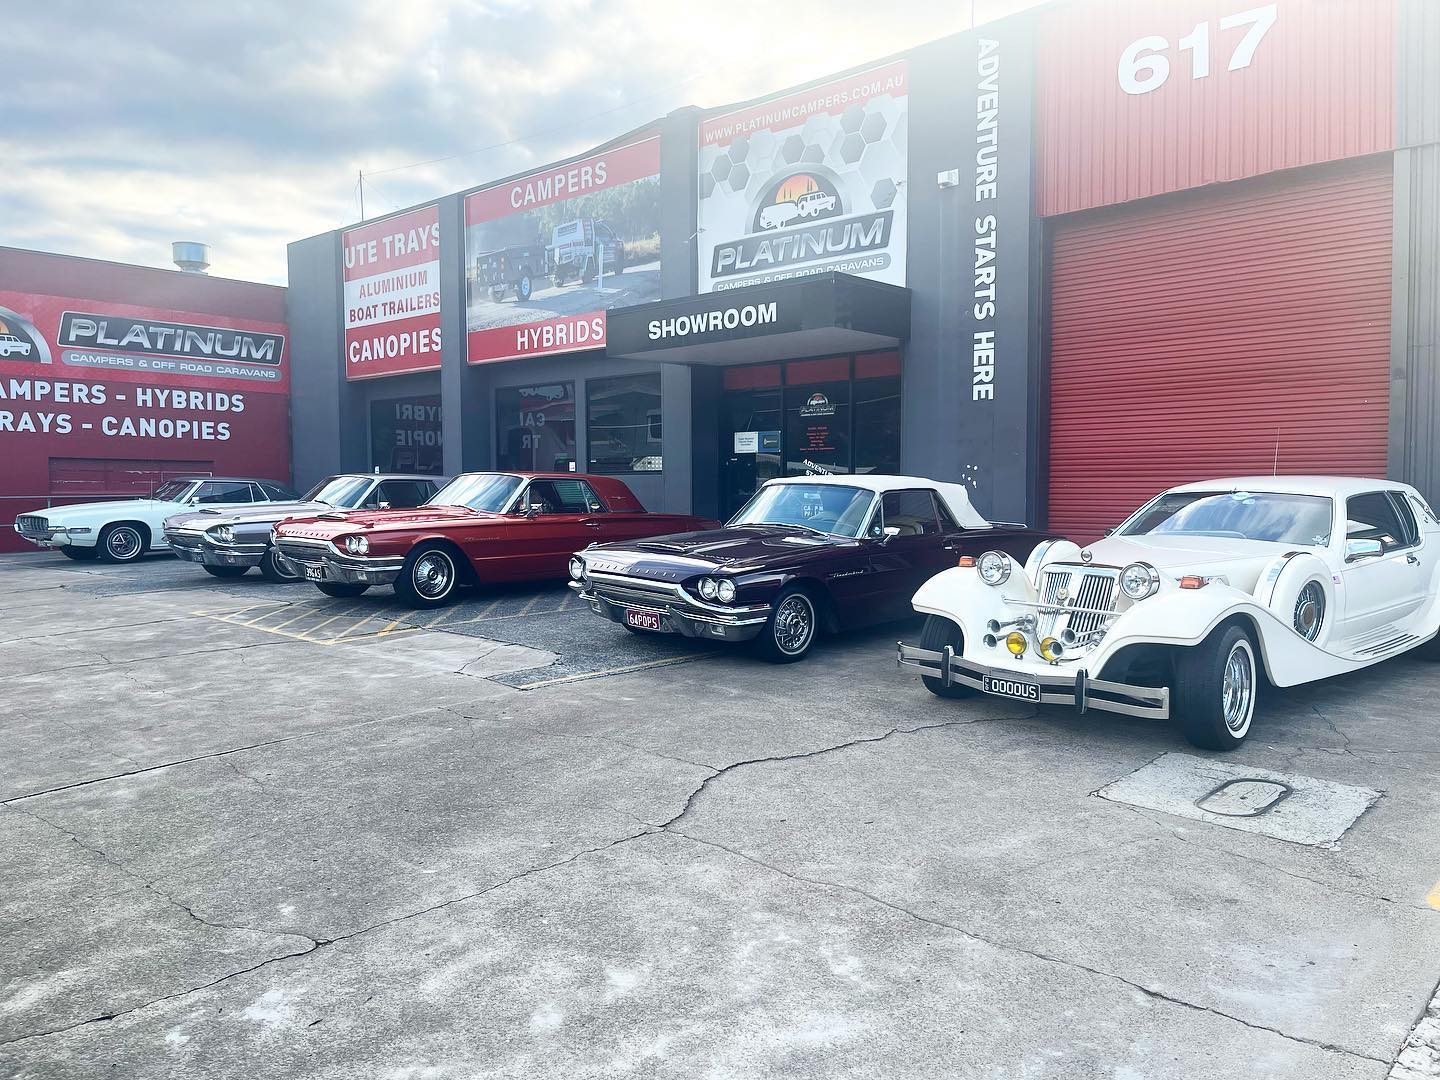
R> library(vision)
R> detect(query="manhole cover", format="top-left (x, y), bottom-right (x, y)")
top-left (1197, 779), bottom-right (1290, 817)
top-left (1097, 753), bottom-right (1380, 848)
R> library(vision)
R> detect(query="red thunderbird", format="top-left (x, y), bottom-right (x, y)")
top-left (271, 471), bottom-right (716, 608)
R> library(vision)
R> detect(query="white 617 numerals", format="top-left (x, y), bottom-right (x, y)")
top-left (1118, 4), bottom-right (1278, 96)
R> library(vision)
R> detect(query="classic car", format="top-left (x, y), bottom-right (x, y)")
top-left (897, 476), bottom-right (1440, 750)
top-left (568, 475), bottom-right (1057, 663)
top-left (271, 471), bottom-right (717, 607)
top-left (163, 473), bottom-right (444, 582)
top-left (14, 476), bottom-right (299, 563)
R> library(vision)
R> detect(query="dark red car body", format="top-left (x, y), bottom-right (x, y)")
top-left (271, 472), bottom-right (716, 606)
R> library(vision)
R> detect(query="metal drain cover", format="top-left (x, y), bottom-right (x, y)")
top-left (1098, 753), bottom-right (1380, 847)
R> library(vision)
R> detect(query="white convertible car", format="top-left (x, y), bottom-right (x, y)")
top-left (898, 477), bottom-right (1440, 749)
top-left (14, 476), bottom-right (298, 564)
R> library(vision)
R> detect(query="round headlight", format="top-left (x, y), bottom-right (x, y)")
top-left (568, 556), bottom-right (585, 581)
top-left (698, 577), bottom-right (719, 600)
top-left (1119, 562), bottom-right (1160, 600)
top-left (344, 535), bottom-right (369, 555)
top-left (977, 550), bottom-right (1012, 586)
top-left (209, 525), bottom-right (235, 544)
top-left (715, 579), bottom-right (736, 603)
top-left (1005, 631), bottom-right (1027, 656)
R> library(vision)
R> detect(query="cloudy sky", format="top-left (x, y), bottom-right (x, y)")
top-left (2, 0), bottom-right (1040, 284)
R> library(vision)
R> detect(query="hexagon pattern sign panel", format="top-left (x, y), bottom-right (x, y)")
top-left (697, 60), bottom-right (908, 293)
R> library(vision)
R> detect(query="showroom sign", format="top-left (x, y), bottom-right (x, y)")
top-left (697, 60), bottom-right (909, 293)
top-left (342, 204), bottom-right (442, 380)
top-left (464, 135), bottom-right (663, 364)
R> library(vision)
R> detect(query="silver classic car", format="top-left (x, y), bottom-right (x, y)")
top-left (163, 473), bottom-right (443, 582)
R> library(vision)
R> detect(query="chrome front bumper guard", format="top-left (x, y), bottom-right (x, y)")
top-left (896, 643), bottom-right (1170, 720)
top-left (17, 527), bottom-right (85, 549)
top-left (274, 540), bottom-right (405, 586)
top-left (571, 577), bottom-right (771, 643)
top-left (165, 531), bottom-right (268, 568)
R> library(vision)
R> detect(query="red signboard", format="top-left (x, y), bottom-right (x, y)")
top-left (0, 281), bottom-right (291, 553)
top-left (342, 204), bottom-right (442, 379)
top-left (1035, 0), bottom-right (1395, 217)
top-left (464, 136), bottom-right (663, 364)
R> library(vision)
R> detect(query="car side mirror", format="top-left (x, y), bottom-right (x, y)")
top-left (378, 501), bottom-right (391, 510)
top-left (524, 505), bottom-right (541, 518)
top-left (879, 526), bottom-right (901, 546)
top-left (1345, 537), bottom-right (1384, 562)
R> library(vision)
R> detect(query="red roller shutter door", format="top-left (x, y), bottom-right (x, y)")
top-left (1046, 159), bottom-right (1393, 542)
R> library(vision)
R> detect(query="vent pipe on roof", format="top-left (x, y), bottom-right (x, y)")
top-left (172, 241), bottom-right (211, 274)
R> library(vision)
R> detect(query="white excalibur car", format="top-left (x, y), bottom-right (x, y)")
top-left (897, 477), bottom-right (1440, 749)
top-left (14, 476), bottom-right (298, 564)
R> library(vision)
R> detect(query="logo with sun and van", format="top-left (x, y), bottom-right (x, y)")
top-left (752, 173), bottom-right (844, 233)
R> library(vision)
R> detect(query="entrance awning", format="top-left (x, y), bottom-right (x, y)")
top-left (604, 272), bottom-right (909, 365)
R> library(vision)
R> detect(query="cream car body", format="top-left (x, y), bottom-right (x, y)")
top-left (898, 476), bottom-right (1440, 748)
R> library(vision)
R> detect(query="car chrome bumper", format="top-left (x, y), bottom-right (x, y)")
top-left (895, 642), bottom-right (1170, 720)
top-left (572, 574), bottom-right (771, 643)
top-left (165, 530), bottom-right (267, 568)
top-left (273, 538), bottom-right (405, 586)
top-left (15, 525), bottom-right (91, 549)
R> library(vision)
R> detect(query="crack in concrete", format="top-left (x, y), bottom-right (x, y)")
top-left (0, 637), bottom-right (296, 684)
top-left (662, 830), bottom-right (1390, 1066)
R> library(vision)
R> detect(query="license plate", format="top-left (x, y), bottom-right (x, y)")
top-left (303, 565), bottom-right (325, 581)
top-left (624, 608), bottom-right (663, 632)
top-left (983, 674), bottom-right (1041, 702)
top-left (181, 549), bottom-right (203, 562)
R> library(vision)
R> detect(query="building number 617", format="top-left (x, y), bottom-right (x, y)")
top-left (1118, 4), bottom-right (1278, 96)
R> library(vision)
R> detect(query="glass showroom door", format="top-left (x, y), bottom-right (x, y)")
top-left (719, 364), bottom-right (782, 520)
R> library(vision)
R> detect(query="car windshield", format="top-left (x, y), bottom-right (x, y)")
top-left (1119, 491), bottom-right (1334, 546)
top-left (303, 476), bottom-right (374, 508)
top-left (152, 480), bottom-right (194, 502)
top-left (431, 473), bottom-right (523, 513)
top-left (729, 482), bottom-right (875, 538)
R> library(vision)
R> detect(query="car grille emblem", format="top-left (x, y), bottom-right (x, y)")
top-left (1080, 549), bottom-right (1093, 564)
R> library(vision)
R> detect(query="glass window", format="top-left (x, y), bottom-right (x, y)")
top-left (523, 479), bottom-right (606, 515)
top-left (259, 482), bottom-right (296, 501)
top-left (370, 396), bottom-right (443, 475)
top-left (1346, 493), bottom-right (1413, 552)
top-left (783, 380), bottom-right (850, 476)
top-left (195, 481), bottom-right (254, 504)
top-left (153, 479), bottom-right (194, 502)
top-left (1120, 491), bottom-right (1333, 546)
top-left (376, 480), bottom-right (433, 509)
top-left (730, 482), bottom-right (874, 538)
top-left (853, 351), bottom-right (901, 476)
top-left (305, 476), bottom-right (373, 508)
top-left (587, 374), bottom-right (662, 474)
top-left (878, 490), bottom-right (943, 537)
top-left (432, 473), bottom-right (524, 513)
top-left (497, 384), bottom-right (575, 473)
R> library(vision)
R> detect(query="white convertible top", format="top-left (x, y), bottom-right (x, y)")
top-left (762, 473), bottom-right (992, 530)
top-left (1170, 475), bottom-right (1418, 499)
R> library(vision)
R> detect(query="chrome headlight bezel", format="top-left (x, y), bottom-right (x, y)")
top-left (568, 556), bottom-right (585, 581)
top-left (1119, 561), bottom-right (1160, 600)
top-left (342, 534), bottom-right (369, 556)
top-left (209, 524), bottom-right (235, 544)
top-left (715, 578), bottom-right (736, 604)
top-left (976, 550), bottom-right (1012, 586)
top-left (698, 577), bottom-right (719, 600)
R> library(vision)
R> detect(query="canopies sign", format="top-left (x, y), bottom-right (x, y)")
top-left (342, 205), bottom-right (442, 380)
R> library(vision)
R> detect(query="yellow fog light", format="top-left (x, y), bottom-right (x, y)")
top-left (1005, 631), bottom-right (1027, 656)
top-left (1039, 636), bottom-right (1064, 663)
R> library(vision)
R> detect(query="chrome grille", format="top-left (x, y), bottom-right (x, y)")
top-left (16, 515), bottom-right (49, 538)
top-left (1036, 566), bottom-right (1119, 644)
top-left (274, 536), bottom-right (331, 565)
top-left (1071, 572), bottom-right (1117, 637)
top-left (586, 571), bottom-right (681, 608)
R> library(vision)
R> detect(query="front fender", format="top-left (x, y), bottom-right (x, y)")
top-left (911, 566), bottom-right (1013, 646)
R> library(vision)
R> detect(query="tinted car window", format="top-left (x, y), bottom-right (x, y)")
top-left (879, 490), bottom-right (943, 537)
top-left (195, 481), bottom-right (253, 504)
top-left (1347, 492), bottom-right (1412, 552)
top-left (377, 480), bottom-right (432, 508)
top-left (260, 482), bottom-right (294, 500)
top-left (525, 479), bottom-right (605, 515)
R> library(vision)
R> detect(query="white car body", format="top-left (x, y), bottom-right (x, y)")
top-left (898, 476), bottom-right (1440, 746)
top-left (0, 334), bottom-right (33, 357)
top-left (14, 478), bottom-right (292, 560)
top-left (759, 203), bottom-right (801, 230)
top-left (796, 192), bottom-right (836, 217)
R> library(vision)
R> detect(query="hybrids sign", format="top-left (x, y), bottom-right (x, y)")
top-left (698, 60), bottom-right (909, 293)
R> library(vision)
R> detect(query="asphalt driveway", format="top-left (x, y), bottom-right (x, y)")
top-left (1, 552), bottom-right (1438, 1078)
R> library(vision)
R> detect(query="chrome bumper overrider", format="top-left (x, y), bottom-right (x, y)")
top-left (895, 642), bottom-right (1170, 720)
top-left (572, 572), bottom-right (771, 642)
top-left (164, 530), bottom-right (268, 568)
top-left (273, 537), bottom-right (404, 585)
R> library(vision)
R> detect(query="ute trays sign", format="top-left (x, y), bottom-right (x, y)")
top-left (698, 60), bottom-right (909, 293)
top-left (342, 205), bottom-right (442, 379)
top-left (464, 136), bottom-right (663, 363)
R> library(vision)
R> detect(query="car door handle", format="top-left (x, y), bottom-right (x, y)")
top-left (581, 520), bottom-right (603, 528)
top-left (1407, 553), bottom-right (1420, 565)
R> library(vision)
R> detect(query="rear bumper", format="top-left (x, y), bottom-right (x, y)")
top-left (273, 538), bottom-right (405, 586)
top-left (572, 574), bottom-right (771, 643)
top-left (896, 642), bottom-right (1170, 720)
top-left (165, 530), bottom-right (267, 568)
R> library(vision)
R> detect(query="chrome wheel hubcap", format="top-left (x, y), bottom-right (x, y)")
top-left (415, 553), bottom-right (453, 598)
top-left (1222, 644), bottom-right (1254, 733)
top-left (1294, 582), bottom-right (1325, 641)
top-left (773, 595), bottom-right (814, 654)
top-left (108, 528), bottom-right (141, 559)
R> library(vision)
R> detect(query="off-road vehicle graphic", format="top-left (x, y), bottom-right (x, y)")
top-left (0, 333), bottom-right (34, 358)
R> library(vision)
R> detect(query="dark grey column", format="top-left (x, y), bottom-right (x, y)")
top-left (438, 192), bottom-right (490, 473)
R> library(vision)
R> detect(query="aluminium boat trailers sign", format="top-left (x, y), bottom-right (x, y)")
top-left (606, 272), bottom-right (909, 366)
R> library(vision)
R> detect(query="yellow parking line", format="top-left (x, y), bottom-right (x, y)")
top-left (445, 597), bottom-right (504, 625)
top-left (303, 602), bottom-right (370, 636)
top-left (265, 604), bottom-right (329, 631)
top-left (516, 592), bottom-right (548, 617)
top-left (1426, 881), bottom-right (1440, 910)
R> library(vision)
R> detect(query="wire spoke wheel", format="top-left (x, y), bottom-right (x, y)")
top-left (1293, 581), bottom-right (1325, 641)
top-left (1221, 642), bottom-right (1255, 733)
top-left (772, 594), bottom-right (814, 655)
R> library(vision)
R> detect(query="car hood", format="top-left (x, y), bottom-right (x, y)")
top-left (1076, 534), bottom-right (1314, 590)
top-left (166, 501), bottom-right (331, 530)
top-left (587, 525), bottom-right (854, 572)
top-left (275, 504), bottom-right (501, 540)
top-left (35, 498), bottom-right (176, 521)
